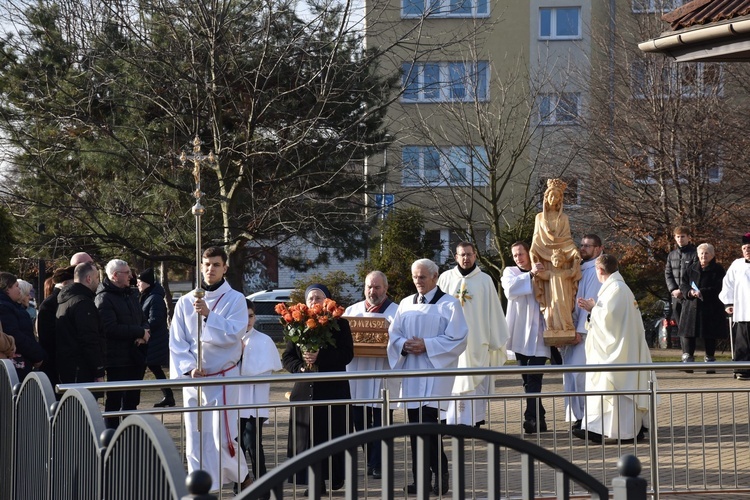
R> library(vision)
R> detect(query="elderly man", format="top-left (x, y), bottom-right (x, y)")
top-left (501, 241), bottom-right (549, 434)
top-left (388, 259), bottom-right (468, 496)
top-left (70, 252), bottom-right (94, 266)
top-left (438, 241), bottom-right (508, 427)
top-left (170, 247), bottom-right (250, 492)
top-left (574, 254), bottom-right (654, 443)
top-left (565, 234), bottom-right (603, 429)
top-left (345, 270), bottom-right (399, 479)
top-left (96, 259), bottom-right (150, 428)
top-left (719, 233), bottom-right (750, 380)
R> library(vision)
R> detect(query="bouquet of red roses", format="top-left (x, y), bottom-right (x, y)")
top-left (275, 298), bottom-right (345, 354)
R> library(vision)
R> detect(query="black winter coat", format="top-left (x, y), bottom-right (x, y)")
top-left (0, 291), bottom-right (45, 378)
top-left (282, 318), bottom-right (354, 484)
top-left (56, 283), bottom-right (106, 383)
top-left (140, 282), bottom-right (169, 366)
top-left (37, 288), bottom-right (61, 385)
top-left (678, 259), bottom-right (730, 339)
top-left (665, 243), bottom-right (698, 294)
top-left (95, 277), bottom-right (149, 368)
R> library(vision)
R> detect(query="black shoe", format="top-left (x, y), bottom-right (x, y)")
top-left (406, 483), bottom-right (418, 495)
top-left (572, 428), bottom-right (603, 443)
top-left (367, 467), bottom-right (374, 476)
top-left (572, 419), bottom-right (582, 430)
top-left (736, 373), bottom-right (750, 380)
top-left (154, 397), bottom-right (176, 408)
top-left (331, 480), bottom-right (345, 491)
top-left (372, 467), bottom-right (382, 479)
top-left (432, 471), bottom-right (449, 495)
top-left (523, 418), bottom-right (548, 434)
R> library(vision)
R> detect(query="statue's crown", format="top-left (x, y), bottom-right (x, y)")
top-left (547, 178), bottom-right (567, 191)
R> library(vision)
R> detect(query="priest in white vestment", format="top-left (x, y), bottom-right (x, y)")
top-left (388, 259), bottom-right (468, 495)
top-left (719, 233), bottom-right (750, 379)
top-left (169, 247), bottom-right (250, 491)
top-left (565, 234), bottom-right (603, 428)
top-left (575, 254), bottom-right (655, 442)
top-left (438, 241), bottom-right (508, 427)
top-left (345, 270), bottom-right (399, 478)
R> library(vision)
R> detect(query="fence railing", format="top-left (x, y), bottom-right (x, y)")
top-left (4, 358), bottom-right (750, 499)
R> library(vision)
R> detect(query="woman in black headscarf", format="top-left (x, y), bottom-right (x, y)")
top-left (282, 284), bottom-right (353, 492)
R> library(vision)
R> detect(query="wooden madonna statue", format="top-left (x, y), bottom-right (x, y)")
top-left (530, 178), bottom-right (582, 345)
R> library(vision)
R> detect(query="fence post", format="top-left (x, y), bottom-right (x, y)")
top-left (182, 470), bottom-right (217, 500)
top-left (612, 454), bottom-right (647, 500)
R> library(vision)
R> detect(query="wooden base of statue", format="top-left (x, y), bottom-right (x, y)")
top-left (345, 316), bottom-right (389, 358)
top-left (543, 329), bottom-right (578, 346)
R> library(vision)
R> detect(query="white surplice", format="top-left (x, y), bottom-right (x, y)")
top-left (719, 258), bottom-right (750, 320)
top-left (501, 266), bottom-right (548, 358)
top-left (438, 266), bottom-right (509, 425)
top-left (344, 300), bottom-right (400, 407)
top-left (583, 271), bottom-right (655, 439)
top-left (563, 259), bottom-right (601, 422)
top-left (239, 327), bottom-right (282, 419)
top-left (169, 281), bottom-right (249, 490)
top-left (387, 289), bottom-right (468, 410)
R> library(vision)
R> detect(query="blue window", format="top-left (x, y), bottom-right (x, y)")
top-left (401, 61), bottom-right (489, 103)
top-left (402, 0), bottom-right (489, 18)
top-left (539, 7), bottom-right (581, 40)
top-left (401, 146), bottom-right (489, 187)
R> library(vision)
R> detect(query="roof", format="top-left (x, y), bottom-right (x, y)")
top-left (639, 0), bottom-right (750, 62)
top-left (663, 0), bottom-right (750, 31)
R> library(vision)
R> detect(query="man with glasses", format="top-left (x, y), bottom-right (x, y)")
top-left (95, 259), bottom-right (150, 428)
top-left (438, 241), bottom-right (508, 428)
top-left (565, 234), bottom-right (603, 429)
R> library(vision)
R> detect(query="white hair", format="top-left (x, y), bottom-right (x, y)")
top-left (16, 279), bottom-right (33, 298)
top-left (411, 259), bottom-right (438, 277)
top-left (697, 242), bottom-right (715, 256)
top-left (105, 259), bottom-right (129, 279)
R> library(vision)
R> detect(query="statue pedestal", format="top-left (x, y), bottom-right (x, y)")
top-left (543, 329), bottom-right (578, 346)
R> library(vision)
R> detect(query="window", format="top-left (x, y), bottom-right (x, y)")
top-left (402, 61), bottom-right (489, 102)
top-left (630, 151), bottom-right (658, 184)
top-left (630, 59), bottom-right (723, 98)
top-left (402, 0), bottom-right (489, 18)
top-left (539, 7), bottom-right (581, 40)
top-left (632, 0), bottom-right (683, 13)
top-left (402, 146), bottom-right (489, 187)
top-left (539, 92), bottom-right (580, 125)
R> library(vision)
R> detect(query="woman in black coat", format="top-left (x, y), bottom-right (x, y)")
top-left (678, 243), bottom-right (729, 370)
top-left (137, 268), bottom-right (174, 407)
top-left (0, 272), bottom-right (45, 379)
top-left (282, 284), bottom-right (353, 492)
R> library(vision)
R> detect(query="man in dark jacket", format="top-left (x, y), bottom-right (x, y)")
top-left (665, 226), bottom-right (698, 327)
top-left (37, 265), bottom-right (75, 388)
top-left (56, 262), bottom-right (105, 386)
top-left (96, 259), bottom-right (150, 428)
top-left (137, 268), bottom-right (174, 407)
top-left (0, 272), bottom-right (45, 379)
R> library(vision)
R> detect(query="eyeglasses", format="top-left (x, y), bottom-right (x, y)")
top-left (456, 253), bottom-right (475, 258)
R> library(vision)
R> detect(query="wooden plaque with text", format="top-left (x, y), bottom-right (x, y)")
top-left (345, 316), bottom-right (389, 358)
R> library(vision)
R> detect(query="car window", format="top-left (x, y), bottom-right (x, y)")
top-left (253, 302), bottom-right (282, 315)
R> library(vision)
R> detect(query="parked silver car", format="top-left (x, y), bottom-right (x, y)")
top-left (246, 288), bottom-right (294, 342)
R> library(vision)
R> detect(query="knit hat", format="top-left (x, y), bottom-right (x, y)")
top-left (743, 233), bottom-right (750, 245)
top-left (138, 268), bottom-right (155, 286)
top-left (52, 265), bottom-right (76, 284)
